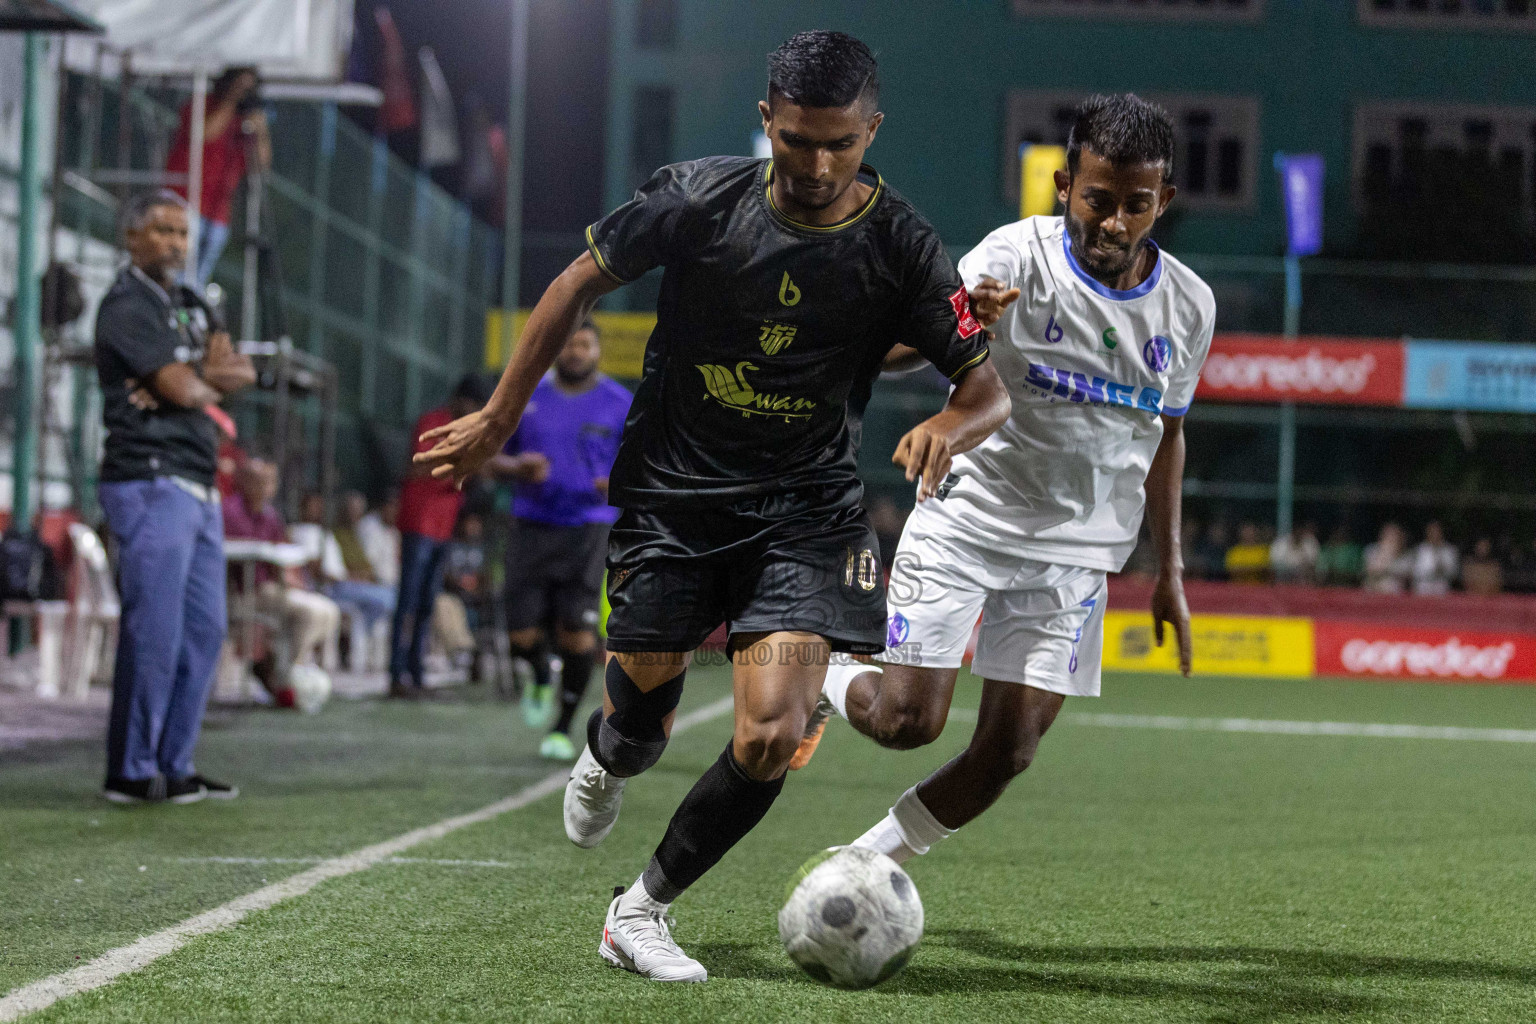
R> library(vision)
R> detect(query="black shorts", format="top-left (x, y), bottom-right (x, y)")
top-left (604, 489), bottom-right (887, 655)
top-left (504, 518), bottom-right (610, 633)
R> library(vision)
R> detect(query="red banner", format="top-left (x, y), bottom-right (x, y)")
top-left (1197, 334), bottom-right (1405, 406)
top-left (1315, 621), bottom-right (1536, 683)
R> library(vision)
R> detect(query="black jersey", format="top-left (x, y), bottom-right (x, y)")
top-left (95, 267), bottom-right (221, 486)
top-left (586, 156), bottom-right (989, 510)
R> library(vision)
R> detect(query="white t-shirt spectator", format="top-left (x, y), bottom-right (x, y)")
top-left (1269, 530), bottom-right (1319, 584)
top-left (1362, 541), bottom-right (1410, 594)
top-left (356, 512), bottom-right (401, 587)
top-left (289, 522), bottom-right (346, 584)
top-left (1411, 540), bottom-right (1458, 596)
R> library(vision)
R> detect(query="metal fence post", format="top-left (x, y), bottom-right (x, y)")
top-left (11, 33), bottom-right (44, 532)
top-left (1276, 254), bottom-right (1301, 538)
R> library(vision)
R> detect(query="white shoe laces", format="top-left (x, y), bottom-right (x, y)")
top-left (627, 910), bottom-right (684, 960)
top-left (578, 762), bottom-right (613, 795)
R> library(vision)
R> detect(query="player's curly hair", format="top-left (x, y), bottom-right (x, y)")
top-left (767, 30), bottom-right (879, 112)
top-left (1067, 94), bottom-right (1176, 182)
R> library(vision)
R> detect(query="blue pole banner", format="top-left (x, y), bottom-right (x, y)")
top-left (1275, 152), bottom-right (1324, 257)
top-left (1403, 341), bottom-right (1536, 413)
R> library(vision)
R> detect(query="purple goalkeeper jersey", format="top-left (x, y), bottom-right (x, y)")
top-left (504, 374), bottom-right (633, 527)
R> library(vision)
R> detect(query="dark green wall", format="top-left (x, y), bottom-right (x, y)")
top-left (603, 0), bottom-right (1536, 257)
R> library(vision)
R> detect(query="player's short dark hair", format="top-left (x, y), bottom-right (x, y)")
top-left (1067, 94), bottom-right (1176, 182)
top-left (766, 31), bottom-right (878, 112)
top-left (120, 189), bottom-right (188, 237)
top-left (574, 317), bottom-right (600, 341)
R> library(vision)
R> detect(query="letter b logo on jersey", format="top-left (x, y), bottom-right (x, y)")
top-left (1043, 315), bottom-right (1064, 344)
top-left (778, 271), bottom-right (801, 307)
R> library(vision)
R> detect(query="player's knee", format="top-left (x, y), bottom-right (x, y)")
top-left (732, 719), bottom-right (803, 780)
top-left (554, 628), bottom-right (597, 656)
top-left (589, 659), bottom-right (685, 778)
top-left (972, 734), bottom-right (1040, 781)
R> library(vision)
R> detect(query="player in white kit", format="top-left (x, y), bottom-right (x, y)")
top-left (794, 94), bottom-right (1214, 864)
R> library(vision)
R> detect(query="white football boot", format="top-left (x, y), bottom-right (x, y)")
top-left (600, 888), bottom-right (707, 982)
top-left (564, 744), bottom-right (626, 848)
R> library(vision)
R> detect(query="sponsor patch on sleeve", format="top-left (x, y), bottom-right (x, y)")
top-left (948, 286), bottom-right (983, 340)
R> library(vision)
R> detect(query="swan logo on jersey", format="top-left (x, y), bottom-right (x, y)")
top-left (1102, 327), bottom-right (1119, 350)
top-left (697, 362), bottom-right (817, 421)
top-left (1043, 315), bottom-right (1064, 344)
top-left (887, 612), bottom-right (911, 647)
top-left (1024, 362), bottom-right (1164, 414)
top-left (947, 286), bottom-right (983, 339)
top-left (1142, 335), bottom-right (1172, 373)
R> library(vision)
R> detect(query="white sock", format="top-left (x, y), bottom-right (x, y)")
top-left (823, 656), bottom-right (880, 722)
top-left (618, 873), bottom-right (670, 913)
top-left (851, 786), bottom-right (955, 865)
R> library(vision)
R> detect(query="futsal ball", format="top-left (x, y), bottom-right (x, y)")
top-left (778, 846), bottom-right (923, 989)
top-left (288, 663), bottom-right (332, 714)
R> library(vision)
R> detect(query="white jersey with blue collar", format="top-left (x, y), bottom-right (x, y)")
top-left (914, 215), bottom-right (1215, 573)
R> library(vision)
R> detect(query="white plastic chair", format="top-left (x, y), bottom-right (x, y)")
top-left (62, 522), bottom-right (120, 699)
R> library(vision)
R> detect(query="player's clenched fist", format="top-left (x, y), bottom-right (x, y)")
top-left (969, 276), bottom-right (1021, 330)
top-left (414, 408), bottom-right (516, 489)
top-left (893, 424), bottom-right (953, 503)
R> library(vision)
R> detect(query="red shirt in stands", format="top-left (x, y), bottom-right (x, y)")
top-left (397, 407), bottom-right (463, 542)
top-left (166, 103), bottom-right (248, 226)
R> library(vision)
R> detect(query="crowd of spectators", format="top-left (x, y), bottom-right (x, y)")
top-left (1166, 517), bottom-right (1531, 596)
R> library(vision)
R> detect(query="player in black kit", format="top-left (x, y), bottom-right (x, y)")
top-left (416, 31), bottom-right (1010, 981)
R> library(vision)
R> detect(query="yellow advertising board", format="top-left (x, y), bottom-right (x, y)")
top-left (1019, 144), bottom-right (1067, 219)
top-left (1101, 611), bottom-right (1315, 679)
top-left (485, 308), bottom-right (655, 379)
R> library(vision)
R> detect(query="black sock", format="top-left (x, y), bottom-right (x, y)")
top-left (553, 649), bottom-right (595, 735)
top-left (510, 642), bottom-right (550, 691)
top-left (641, 742), bottom-right (786, 903)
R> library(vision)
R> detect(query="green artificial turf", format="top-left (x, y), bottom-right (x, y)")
top-left (4, 670), bottom-right (1535, 1023)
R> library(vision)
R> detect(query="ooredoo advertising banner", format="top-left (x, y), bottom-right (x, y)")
top-left (1314, 621), bottom-right (1536, 683)
top-left (1196, 334), bottom-right (1406, 406)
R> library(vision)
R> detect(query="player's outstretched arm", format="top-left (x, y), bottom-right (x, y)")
top-left (415, 252), bottom-right (620, 487)
top-left (1147, 414), bottom-right (1193, 675)
top-left (893, 359), bottom-right (1009, 502)
top-left (881, 278), bottom-right (1021, 374)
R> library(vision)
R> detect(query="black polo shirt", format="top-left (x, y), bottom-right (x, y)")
top-left (95, 266), bottom-right (221, 486)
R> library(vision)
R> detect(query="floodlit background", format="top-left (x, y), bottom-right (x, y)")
top-left (1, 3), bottom-right (1534, 1022)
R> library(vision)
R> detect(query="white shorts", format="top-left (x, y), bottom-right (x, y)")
top-left (876, 520), bottom-right (1107, 697)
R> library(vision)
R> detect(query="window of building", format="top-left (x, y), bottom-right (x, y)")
top-left (630, 86), bottom-right (674, 189)
top-left (636, 0), bottom-right (679, 49)
top-left (1011, 0), bottom-right (1264, 22)
top-left (1359, 0), bottom-right (1536, 31)
top-left (1004, 91), bottom-right (1259, 212)
top-left (1352, 101), bottom-right (1536, 259)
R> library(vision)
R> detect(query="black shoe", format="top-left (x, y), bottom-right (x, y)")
top-left (102, 776), bottom-right (167, 804)
top-left (388, 678), bottom-right (423, 700)
top-left (166, 776), bottom-right (208, 804)
top-left (183, 774), bottom-right (239, 800)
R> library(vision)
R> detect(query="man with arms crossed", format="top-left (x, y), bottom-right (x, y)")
top-left (804, 94), bottom-right (1213, 867)
top-left (415, 31), bottom-right (1008, 982)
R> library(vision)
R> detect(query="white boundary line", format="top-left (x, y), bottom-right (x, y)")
top-left (174, 856), bottom-right (521, 869)
top-left (0, 695), bottom-right (736, 1023)
top-left (946, 707), bottom-right (1536, 743)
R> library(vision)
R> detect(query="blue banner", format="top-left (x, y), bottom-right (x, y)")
top-left (1275, 153), bottom-right (1324, 257)
top-left (1404, 341), bottom-right (1536, 413)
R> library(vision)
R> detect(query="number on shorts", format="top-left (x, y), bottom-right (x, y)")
top-left (1068, 595), bottom-right (1099, 674)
